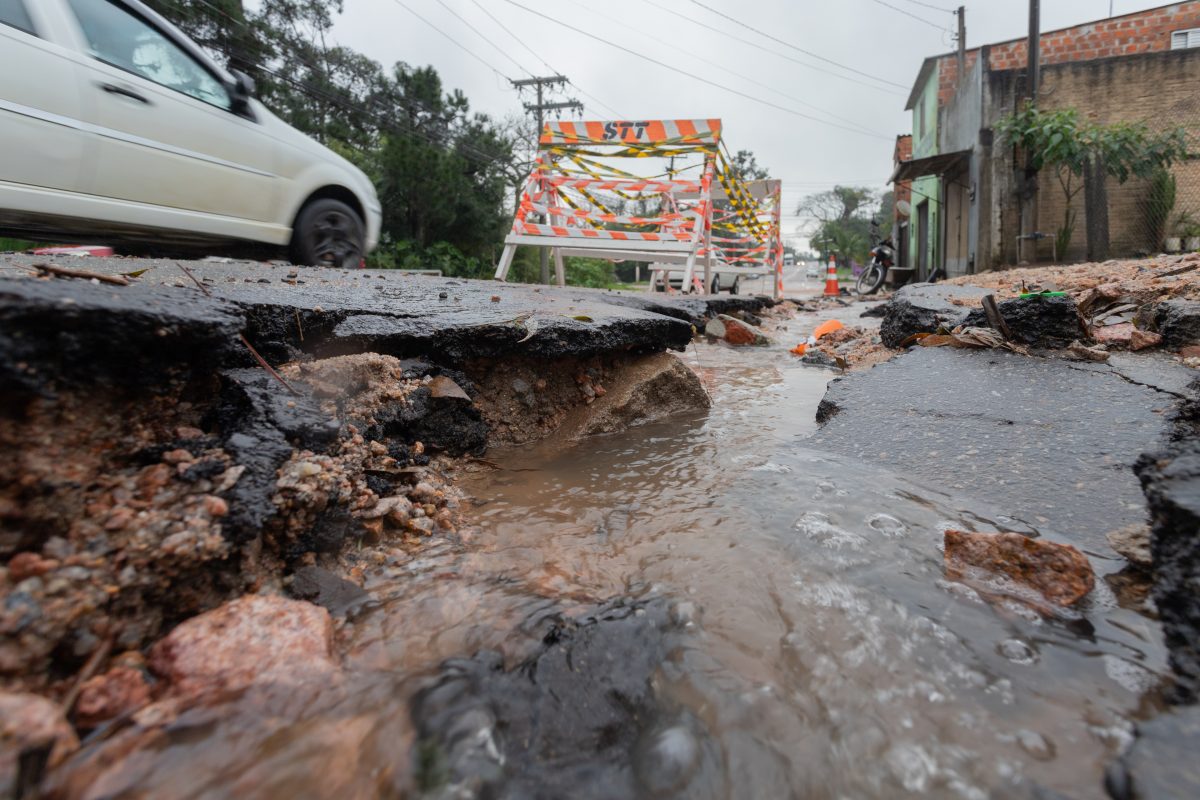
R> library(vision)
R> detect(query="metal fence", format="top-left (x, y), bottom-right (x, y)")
top-left (1123, 102), bottom-right (1200, 259)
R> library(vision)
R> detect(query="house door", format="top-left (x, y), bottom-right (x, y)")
top-left (917, 201), bottom-right (930, 279)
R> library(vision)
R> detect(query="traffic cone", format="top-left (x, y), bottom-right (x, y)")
top-left (823, 258), bottom-right (840, 296)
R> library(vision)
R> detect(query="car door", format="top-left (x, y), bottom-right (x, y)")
top-left (62, 0), bottom-right (278, 223)
top-left (0, 0), bottom-right (93, 194)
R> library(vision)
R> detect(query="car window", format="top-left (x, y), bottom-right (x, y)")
top-left (67, 0), bottom-right (231, 110)
top-left (0, 0), bottom-right (36, 35)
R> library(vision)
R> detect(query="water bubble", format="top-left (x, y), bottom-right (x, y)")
top-left (635, 724), bottom-right (700, 796)
top-left (936, 579), bottom-right (984, 605)
top-left (1102, 655), bottom-right (1157, 694)
top-left (1015, 729), bottom-right (1056, 761)
top-left (885, 743), bottom-right (939, 793)
top-left (998, 639), bottom-right (1039, 665)
top-left (867, 513), bottom-right (908, 538)
top-left (670, 601), bottom-right (698, 627)
top-left (793, 512), bottom-right (868, 551)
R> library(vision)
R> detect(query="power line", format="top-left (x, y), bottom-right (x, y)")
top-left (686, 0), bottom-right (908, 89)
top-left (642, 0), bottom-right (902, 96)
top-left (385, 0), bottom-right (511, 80)
top-left (175, 0), bottom-right (510, 165)
top-left (431, 0), bottom-right (533, 77)
top-left (889, 0), bottom-right (956, 12)
top-left (259, 61), bottom-right (511, 167)
top-left (498, 0), bottom-right (892, 141)
top-left (465, 0), bottom-right (626, 118)
top-left (563, 2), bottom-right (881, 137)
top-left (866, 0), bottom-right (950, 31)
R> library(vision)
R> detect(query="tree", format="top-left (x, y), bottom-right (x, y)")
top-left (996, 103), bottom-right (1191, 260)
top-left (729, 149), bottom-right (770, 181)
top-left (798, 186), bottom-right (876, 227)
top-left (797, 186), bottom-right (881, 267)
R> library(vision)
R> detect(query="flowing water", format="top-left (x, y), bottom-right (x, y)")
top-left (69, 308), bottom-right (1168, 799)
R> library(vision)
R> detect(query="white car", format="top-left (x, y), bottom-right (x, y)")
top-left (0, 0), bottom-right (381, 267)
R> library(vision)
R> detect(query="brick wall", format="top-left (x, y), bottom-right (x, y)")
top-left (936, 2), bottom-right (1200, 105)
top-left (986, 50), bottom-right (1200, 264)
top-left (894, 135), bottom-right (913, 219)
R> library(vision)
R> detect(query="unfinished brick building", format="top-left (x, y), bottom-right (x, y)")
top-left (892, 1), bottom-right (1200, 276)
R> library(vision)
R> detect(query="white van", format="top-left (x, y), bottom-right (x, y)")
top-left (0, 0), bottom-right (381, 267)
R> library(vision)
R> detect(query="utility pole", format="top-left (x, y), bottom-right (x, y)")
top-left (1027, 0), bottom-right (1040, 106)
top-left (955, 6), bottom-right (966, 87)
top-left (511, 76), bottom-right (583, 284)
top-left (1020, 0), bottom-right (1041, 263)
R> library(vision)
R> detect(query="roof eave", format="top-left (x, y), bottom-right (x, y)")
top-left (905, 57), bottom-right (939, 111)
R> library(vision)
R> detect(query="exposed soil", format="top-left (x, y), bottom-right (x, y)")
top-left (0, 309), bottom-right (713, 795)
top-left (946, 253), bottom-right (1200, 302)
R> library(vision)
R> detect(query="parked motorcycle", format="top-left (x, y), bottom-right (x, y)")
top-left (855, 236), bottom-right (894, 295)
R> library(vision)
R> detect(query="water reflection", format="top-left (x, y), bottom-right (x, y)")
top-left (439, 333), bottom-right (1167, 798)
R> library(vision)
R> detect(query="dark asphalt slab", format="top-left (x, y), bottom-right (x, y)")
top-left (0, 255), bottom-right (769, 365)
top-left (808, 346), bottom-right (1198, 552)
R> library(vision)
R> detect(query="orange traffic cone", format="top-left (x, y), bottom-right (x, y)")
top-left (823, 258), bottom-right (840, 296)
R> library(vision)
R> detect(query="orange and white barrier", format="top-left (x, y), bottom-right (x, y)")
top-left (495, 118), bottom-right (784, 300)
top-left (540, 119), bottom-right (723, 146)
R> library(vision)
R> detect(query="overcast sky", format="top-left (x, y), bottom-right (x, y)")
top-left (324, 1), bottom-right (1166, 242)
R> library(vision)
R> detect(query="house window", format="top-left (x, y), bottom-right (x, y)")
top-left (1172, 28), bottom-right (1200, 49)
top-left (919, 102), bottom-right (926, 138)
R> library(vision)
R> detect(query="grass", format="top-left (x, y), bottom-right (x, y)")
top-left (0, 237), bottom-right (36, 252)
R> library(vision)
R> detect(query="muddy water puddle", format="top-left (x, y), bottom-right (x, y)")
top-left (74, 310), bottom-right (1168, 799)
top-left (398, 312), bottom-right (1166, 799)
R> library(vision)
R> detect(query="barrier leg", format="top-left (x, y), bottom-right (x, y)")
top-left (553, 248), bottom-right (566, 287)
top-left (495, 244), bottom-right (516, 281)
top-left (682, 250), bottom-right (698, 294)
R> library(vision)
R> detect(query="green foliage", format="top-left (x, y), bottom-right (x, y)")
top-left (997, 103), bottom-right (1192, 258)
top-left (148, 1), bottom-right (520, 268)
top-left (502, 251), bottom-right (618, 288)
top-left (367, 239), bottom-right (491, 279)
top-left (1141, 167), bottom-right (1177, 247)
top-left (0, 238), bottom-right (35, 252)
top-left (563, 257), bottom-right (618, 289)
top-left (1173, 211), bottom-right (1200, 239)
top-left (797, 185), bottom-right (881, 266)
top-left (729, 149), bottom-right (770, 181)
top-left (811, 223), bottom-right (868, 267)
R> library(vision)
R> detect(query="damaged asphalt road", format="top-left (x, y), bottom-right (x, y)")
top-left (810, 346), bottom-right (1198, 550)
top-left (0, 255), bottom-right (771, 371)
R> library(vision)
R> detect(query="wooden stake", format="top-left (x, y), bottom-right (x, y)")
top-left (982, 294), bottom-right (1014, 341)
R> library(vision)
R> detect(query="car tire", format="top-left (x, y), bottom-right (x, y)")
top-left (710, 276), bottom-right (721, 294)
top-left (730, 278), bottom-right (740, 295)
top-left (290, 198), bottom-right (365, 269)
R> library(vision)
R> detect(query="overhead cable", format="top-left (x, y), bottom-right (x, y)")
top-left (686, 0), bottom-right (909, 89)
top-left (498, 0), bottom-right (892, 141)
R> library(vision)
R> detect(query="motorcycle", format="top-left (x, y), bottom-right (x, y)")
top-left (855, 236), bottom-right (894, 295)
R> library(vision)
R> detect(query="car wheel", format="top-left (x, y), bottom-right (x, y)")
top-left (710, 276), bottom-right (721, 294)
top-left (290, 198), bottom-right (364, 269)
top-left (730, 278), bottom-right (740, 295)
